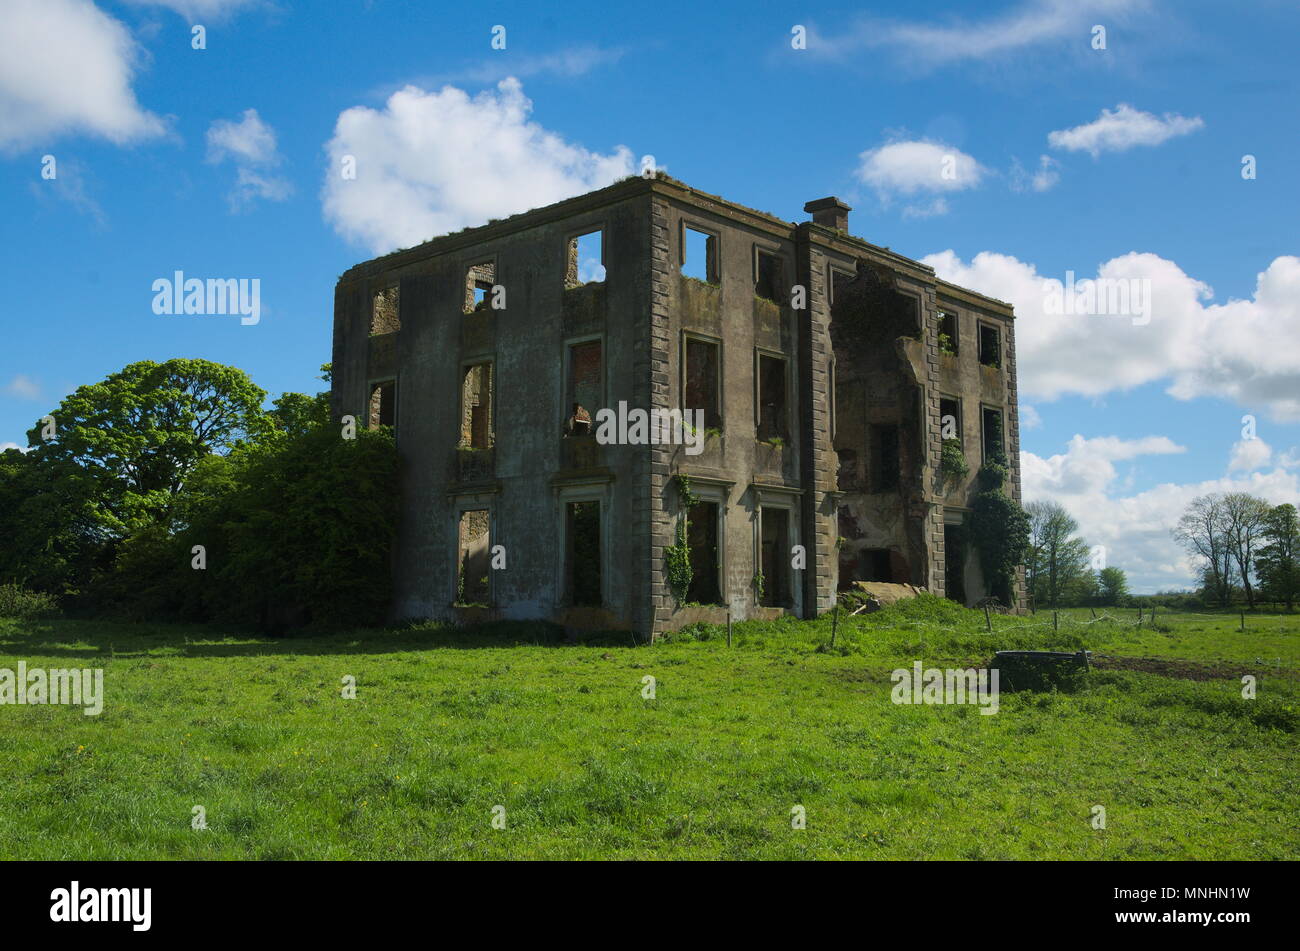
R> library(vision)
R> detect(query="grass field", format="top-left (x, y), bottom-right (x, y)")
top-left (1, 598), bottom-right (1296, 860)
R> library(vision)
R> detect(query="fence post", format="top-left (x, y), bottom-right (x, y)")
top-left (831, 601), bottom-right (839, 648)
top-left (1053, 611), bottom-right (1058, 632)
top-left (1240, 610), bottom-right (1245, 632)
top-left (984, 603), bottom-right (992, 632)
top-left (726, 610), bottom-right (733, 648)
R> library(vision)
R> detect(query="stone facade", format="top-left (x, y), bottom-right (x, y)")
top-left (330, 175), bottom-right (1024, 639)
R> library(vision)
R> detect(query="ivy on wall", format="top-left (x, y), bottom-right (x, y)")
top-left (969, 460), bottom-right (1029, 606)
top-left (665, 474), bottom-right (697, 602)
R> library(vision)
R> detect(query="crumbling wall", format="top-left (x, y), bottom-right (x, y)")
top-left (829, 260), bottom-right (928, 587)
top-left (371, 285), bottom-right (400, 335)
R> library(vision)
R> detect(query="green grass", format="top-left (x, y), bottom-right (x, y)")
top-left (1, 598), bottom-right (1296, 859)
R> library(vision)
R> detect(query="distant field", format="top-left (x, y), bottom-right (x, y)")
top-left (1, 599), bottom-right (1296, 860)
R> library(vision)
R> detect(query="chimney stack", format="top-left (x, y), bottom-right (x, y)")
top-left (804, 196), bottom-right (851, 233)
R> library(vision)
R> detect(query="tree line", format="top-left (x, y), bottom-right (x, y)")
top-left (1174, 493), bottom-right (1299, 609)
top-left (1024, 500), bottom-right (1130, 608)
top-left (0, 359), bottom-right (397, 630)
top-left (1024, 494), bottom-right (1300, 611)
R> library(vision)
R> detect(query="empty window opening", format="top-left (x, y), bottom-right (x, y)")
top-left (684, 337), bottom-right (721, 432)
top-left (755, 249), bottom-right (783, 303)
top-left (681, 225), bottom-right (718, 283)
top-left (463, 263), bottom-right (495, 314)
top-left (756, 353), bottom-right (789, 442)
top-left (864, 548), bottom-right (893, 583)
top-left (456, 509), bottom-right (491, 605)
top-left (870, 423), bottom-right (900, 492)
top-left (566, 340), bottom-right (602, 435)
top-left (982, 407), bottom-right (1004, 464)
top-left (370, 285), bottom-right (400, 335)
top-left (938, 310), bottom-right (958, 354)
top-left (566, 501), bottom-right (602, 606)
top-left (944, 524), bottom-right (967, 604)
top-left (368, 380), bottom-right (396, 430)
top-left (978, 323), bottom-right (1001, 368)
top-left (566, 231), bottom-right (605, 288)
top-left (759, 507), bottom-right (791, 607)
top-left (939, 397), bottom-right (961, 444)
top-left (460, 363), bottom-right (493, 449)
top-left (686, 501), bottom-right (721, 605)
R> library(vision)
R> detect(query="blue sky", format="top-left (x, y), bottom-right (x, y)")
top-left (2, 0), bottom-right (1298, 591)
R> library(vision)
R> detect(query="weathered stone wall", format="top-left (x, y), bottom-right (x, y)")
top-left (328, 176), bottom-right (1023, 629)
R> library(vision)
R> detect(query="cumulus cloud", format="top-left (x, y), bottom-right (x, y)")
top-left (322, 78), bottom-right (635, 255)
top-left (923, 250), bottom-right (1300, 421)
top-left (1020, 404), bottom-right (1043, 430)
top-left (2, 375), bottom-right (41, 400)
top-left (1228, 438), bottom-right (1272, 473)
top-left (1022, 436), bottom-right (1300, 592)
top-left (1048, 104), bottom-right (1204, 157)
top-left (206, 109), bottom-right (291, 209)
top-left (0, 442), bottom-right (27, 453)
top-left (0, 0), bottom-right (165, 151)
top-left (857, 140), bottom-right (985, 217)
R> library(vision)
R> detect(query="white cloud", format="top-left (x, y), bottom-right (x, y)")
top-left (3, 375), bottom-right (41, 400)
top-left (809, 0), bottom-right (1146, 68)
top-left (1020, 404), bottom-right (1043, 430)
top-left (1048, 104), bottom-right (1204, 157)
top-left (207, 108), bottom-right (277, 165)
top-left (206, 109), bottom-right (291, 209)
top-left (322, 78), bottom-right (635, 255)
top-left (122, 0), bottom-right (260, 19)
top-left (0, 0), bottom-right (165, 151)
top-left (1022, 436), bottom-right (1300, 591)
top-left (923, 251), bottom-right (1300, 422)
top-left (0, 442), bottom-right (30, 453)
top-left (1228, 438), bottom-right (1272, 473)
top-left (857, 140), bottom-right (985, 217)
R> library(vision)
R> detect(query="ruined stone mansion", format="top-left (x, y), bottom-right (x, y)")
top-left (330, 175), bottom-right (1025, 637)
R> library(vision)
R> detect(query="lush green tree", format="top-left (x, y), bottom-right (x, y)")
top-left (1257, 503), bottom-right (1300, 610)
top-left (96, 413), bottom-right (399, 629)
top-left (0, 447), bottom-right (107, 595)
top-left (1097, 566), bottom-right (1130, 606)
top-left (1065, 569), bottom-right (1101, 607)
top-left (23, 358), bottom-right (268, 536)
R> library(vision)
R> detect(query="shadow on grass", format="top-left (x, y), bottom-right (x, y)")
top-left (0, 617), bottom-right (642, 659)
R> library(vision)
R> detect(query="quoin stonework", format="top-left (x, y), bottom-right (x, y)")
top-left (330, 175), bottom-right (1025, 639)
